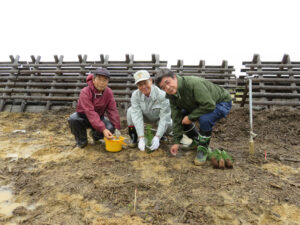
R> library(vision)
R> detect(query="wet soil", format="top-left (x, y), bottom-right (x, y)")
top-left (0, 106), bottom-right (299, 225)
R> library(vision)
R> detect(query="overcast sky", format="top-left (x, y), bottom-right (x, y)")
top-left (1, 0), bottom-right (300, 75)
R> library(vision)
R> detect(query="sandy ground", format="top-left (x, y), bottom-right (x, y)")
top-left (0, 107), bottom-right (299, 225)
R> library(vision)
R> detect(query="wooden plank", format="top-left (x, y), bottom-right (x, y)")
top-left (0, 95), bottom-right (131, 102)
top-left (0, 88), bottom-right (133, 95)
top-left (0, 55), bottom-right (20, 112)
top-left (46, 55), bottom-right (63, 110)
top-left (72, 54), bottom-right (87, 108)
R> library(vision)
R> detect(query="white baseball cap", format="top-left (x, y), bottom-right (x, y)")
top-left (133, 70), bottom-right (150, 85)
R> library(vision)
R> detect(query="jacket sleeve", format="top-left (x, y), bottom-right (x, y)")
top-left (105, 89), bottom-right (121, 130)
top-left (188, 81), bottom-right (216, 121)
top-left (80, 89), bottom-right (106, 132)
top-left (130, 92), bottom-right (145, 137)
top-left (170, 99), bottom-right (183, 144)
top-left (156, 97), bottom-right (172, 138)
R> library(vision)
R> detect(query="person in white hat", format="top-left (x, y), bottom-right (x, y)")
top-left (127, 70), bottom-right (172, 151)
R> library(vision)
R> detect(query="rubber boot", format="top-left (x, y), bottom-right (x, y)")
top-left (68, 113), bottom-right (88, 148)
top-left (194, 130), bottom-right (212, 166)
top-left (89, 129), bottom-right (104, 144)
top-left (182, 123), bottom-right (200, 149)
top-left (128, 126), bottom-right (138, 148)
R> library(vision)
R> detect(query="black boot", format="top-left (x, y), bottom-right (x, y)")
top-left (183, 123), bottom-right (200, 140)
top-left (182, 123), bottom-right (200, 149)
top-left (89, 129), bottom-right (104, 143)
top-left (128, 126), bottom-right (138, 148)
top-left (68, 112), bottom-right (88, 148)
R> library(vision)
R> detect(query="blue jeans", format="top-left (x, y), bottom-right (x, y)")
top-left (182, 101), bottom-right (232, 132)
top-left (198, 101), bottom-right (232, 132)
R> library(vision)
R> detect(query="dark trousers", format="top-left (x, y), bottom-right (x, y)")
top-left (68, 112), bottom-right (115, 146)
top-left (182, 101), bottom-right (232, 133)
top-left (198, 101), bottom-right (232, 132)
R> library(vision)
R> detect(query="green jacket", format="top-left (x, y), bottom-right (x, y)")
top-left (166, 75), bottom-right (232, 144)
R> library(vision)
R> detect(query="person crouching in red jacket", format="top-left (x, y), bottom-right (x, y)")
top-left (68, 67), bottom-right (121, 148)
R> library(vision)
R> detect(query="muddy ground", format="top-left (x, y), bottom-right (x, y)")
top-left (0, 106), bottom-right (299, 225)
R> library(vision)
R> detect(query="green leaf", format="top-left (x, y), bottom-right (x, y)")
top-left (145, 125), bottom-right (154, 154)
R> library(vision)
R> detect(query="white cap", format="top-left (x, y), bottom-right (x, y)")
top-left (133, 70), bottom-right (150, 85)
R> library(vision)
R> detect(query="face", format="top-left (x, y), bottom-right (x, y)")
top-left (137, 79), bottom-right (152, 96)
top-left (93, 75), bottom-right (109, 92)
top-left (159, 76), bottom-right (177, 95)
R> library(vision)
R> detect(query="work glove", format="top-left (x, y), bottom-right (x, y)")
top-left (138, 138), bottom-right (145, 151)
top-left (114, 129), bottom-right (121, 139)
top-left (150, 136), bottom-right (160, 151)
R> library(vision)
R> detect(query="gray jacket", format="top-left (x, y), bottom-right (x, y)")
top-left (130, 85), bottom-right (172, 138)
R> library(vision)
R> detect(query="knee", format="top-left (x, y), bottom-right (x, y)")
top-left (199, 116), bottom-right (213, 131)
top-left (68, 112), bottom-right (82, 124)
top-left (199, 116), bottom-right (209, 127)
top-left (107, 124), bottom-right (115, 133)
top-left (104, 119), bottom-right (115, 133)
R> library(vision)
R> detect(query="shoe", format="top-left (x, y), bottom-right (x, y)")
top-left (129, 142), bottom-right (137, 148)
top-left (77, 142), bottom-right (87, 148)
top-left (89, 130), bottom-right (104, 144)
top-left (160, 136), bottom-right (168, 144)
top-left (194, 145), bottom-right (208, 166)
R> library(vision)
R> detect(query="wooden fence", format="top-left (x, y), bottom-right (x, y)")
top-left (0, 54), bottom-right (167, 112)
top-left (171, 59), bottom-right (237, 101)
top-left (1, 54), bottom-right (299, 112)
top-left (240, 54), bottom-right (300, 107)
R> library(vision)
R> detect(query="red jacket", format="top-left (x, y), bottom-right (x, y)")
top-left (76, 74), bottom-right (121, 132)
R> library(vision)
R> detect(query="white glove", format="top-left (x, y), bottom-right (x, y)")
top-left (114, 129), bottom-right (121, 139)
top-left (138, 138), bottom-right (145, 151)
top-left (150, 136), bottom-right (160, 151)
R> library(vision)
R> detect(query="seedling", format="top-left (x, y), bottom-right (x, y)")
top-left (145, 124), bottom-right (154, 154)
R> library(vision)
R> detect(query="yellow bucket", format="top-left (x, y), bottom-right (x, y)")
top-left (104, 136), bottom-right (127, 152)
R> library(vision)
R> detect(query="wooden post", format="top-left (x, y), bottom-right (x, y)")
top-left (198, 60), bottom-right (205, 78)
top-left (46, 55), bottom-right (63, 110)
top-left (72, 54), bottom-right (87, 108)
top-left (124, 54), bottom-right (134, 112)
top-left (176, 59), bottom-right (184, 75)
top-left (0, 55), bottom-right (20, 112)
top-left (282, 55), bottom-right (299, 106)
top-left (252, 54), bottom-right (266, 108)
top-left (20, 55), bottom-right (41, 112)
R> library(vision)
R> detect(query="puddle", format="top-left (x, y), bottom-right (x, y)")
top-left (0, 186), bottom-right (37, 219)
top-left (0, 186), bottom-right (22, 217)
top-left (2, 143), bottom-right (47, 160)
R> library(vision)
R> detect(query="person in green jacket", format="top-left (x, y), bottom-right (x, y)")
top-left (155, 68), bottom-right (232, 165)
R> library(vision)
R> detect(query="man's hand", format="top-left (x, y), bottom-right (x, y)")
top-left (150, 136), bottom-right (160, 151)
top-left (103, 129), bottom-right (114, 140)
top-left (182, 116), bottom-right (192, 125)
top-left (170, 144), bottom-right (180, 156)
top-left (138, 137), bottom-right (145, 151)
top-left (114, 129), bottom-right (121, 139)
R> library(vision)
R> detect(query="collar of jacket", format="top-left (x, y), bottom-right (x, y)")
top-left (140, 85), bottom-right (156, 101)
top-left (93, 87), bottom-right (105, 97)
